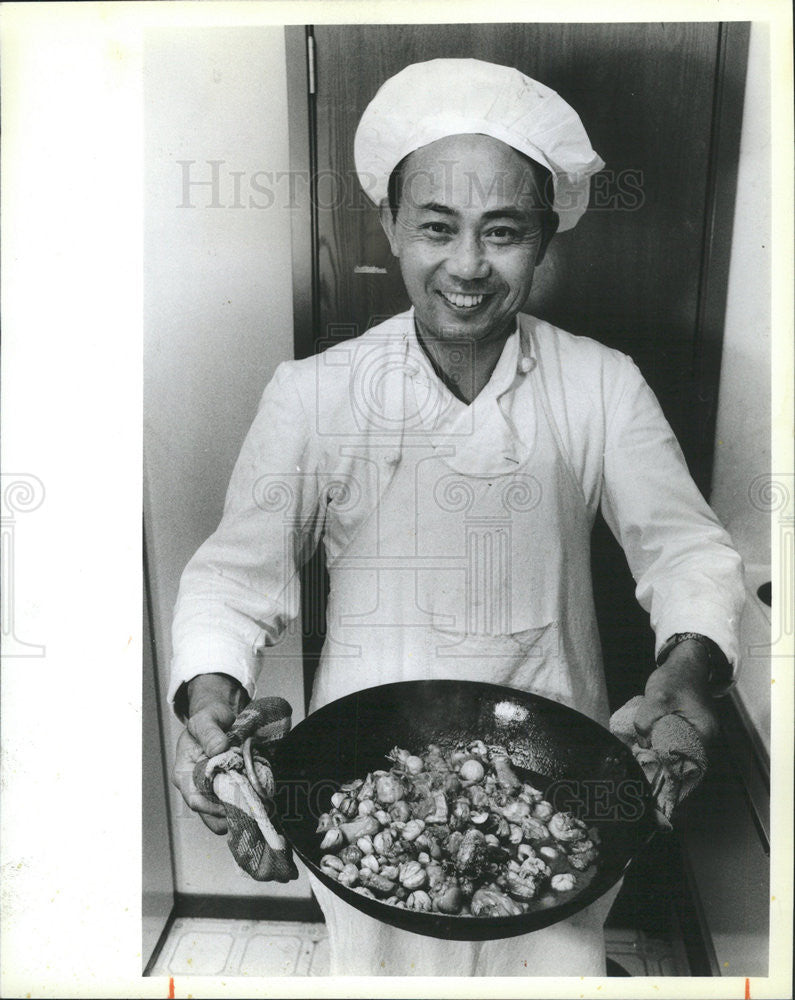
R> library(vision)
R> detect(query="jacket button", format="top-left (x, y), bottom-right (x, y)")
top-left (519, 356), bottom-right (536, 374)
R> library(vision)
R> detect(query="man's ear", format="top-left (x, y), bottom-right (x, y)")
top-left (535, 211), bottom-right (559, 265)
top-left (379, 200), bottom-right (400, 257)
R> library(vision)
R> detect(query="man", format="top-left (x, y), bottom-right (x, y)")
top-left (169, 59), bottom-right (744, 975)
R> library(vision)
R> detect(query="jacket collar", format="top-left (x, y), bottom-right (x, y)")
top-left (382, 308), bottom-right (535, 475)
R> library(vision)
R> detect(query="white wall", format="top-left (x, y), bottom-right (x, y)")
top-left (710, 22), bottom-right (772, 754)
top-left (143, 594), bottom-right (174, 963)
top-left (144, 27), bottom-right (311, 899)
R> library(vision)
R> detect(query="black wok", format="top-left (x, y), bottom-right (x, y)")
top-left (265, 680), bottom-right (655, 940)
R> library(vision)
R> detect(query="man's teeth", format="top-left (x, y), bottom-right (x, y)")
top-left (443, 292), bottom-right (485, 308)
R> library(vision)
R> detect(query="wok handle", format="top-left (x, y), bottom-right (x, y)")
top-left (218, 696), bottom-right (299, 881)
top-left (227, 695), bottom-right (293, 746)
top-left (226, 696), bottom-right (294, 796)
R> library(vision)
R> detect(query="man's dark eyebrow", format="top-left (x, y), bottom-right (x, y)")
top-left (416, 202), bottom-right (456, 215)
top-left (481, 207), bottom-right (538, 222)
top-left (416, 203), bottom-right (537, 222)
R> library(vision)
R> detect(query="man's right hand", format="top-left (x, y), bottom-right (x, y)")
top-left (171, 672), bottom-right (250, 835)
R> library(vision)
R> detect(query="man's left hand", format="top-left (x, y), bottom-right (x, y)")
top-left (633, 639), bottom-right (719, 748)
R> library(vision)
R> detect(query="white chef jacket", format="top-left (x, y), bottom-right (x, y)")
top-left (168, 309), bottom-right (744, 976)
top-left (169, 309), bottom-right (744, 710)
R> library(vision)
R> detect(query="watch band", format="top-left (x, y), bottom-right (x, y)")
top-left (656, 632), bottom-right (734, 696)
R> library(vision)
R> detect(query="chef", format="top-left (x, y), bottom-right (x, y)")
top-left (168, 59), bottom-right (744, 975)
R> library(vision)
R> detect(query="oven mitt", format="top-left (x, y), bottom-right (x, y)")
top-left (192, 696), bottom-right (299, 882)
top-left (609, 695), bottom-right (708, 829)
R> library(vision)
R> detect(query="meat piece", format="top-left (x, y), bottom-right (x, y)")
top-left (492, 755), bottom-right (521, 791)
top-left (454, 828), bottom-right (488, 878)
top-left (470, 886), bottom-right (524, 917)
top-left (548, 811), bottom-right (588, 843)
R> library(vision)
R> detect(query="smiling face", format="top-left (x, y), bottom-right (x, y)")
top-left (380, 134), bottom-right (556, 347)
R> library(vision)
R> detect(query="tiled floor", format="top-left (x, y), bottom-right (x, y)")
top-left (149, 918), bottom-right (690, 977)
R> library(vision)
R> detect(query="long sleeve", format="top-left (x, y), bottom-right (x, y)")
top-left (599, 358), bottom-right (745, 673)
top-left (168, 362), bottom-right (323, 712)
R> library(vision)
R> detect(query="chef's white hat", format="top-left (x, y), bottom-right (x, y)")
top-left (354, 58), bottom-right (605, 232)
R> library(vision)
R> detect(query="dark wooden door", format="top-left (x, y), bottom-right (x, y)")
top-left (289, 22), bottom-right (748, 709)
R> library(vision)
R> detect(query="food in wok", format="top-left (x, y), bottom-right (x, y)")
top-left (273, 680), bottom-right (654, 940)
top-left (315, 740), bottom-right (600, 916)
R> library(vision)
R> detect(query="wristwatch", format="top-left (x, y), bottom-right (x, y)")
top-left (656, 632), bottom-right (734, 697)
